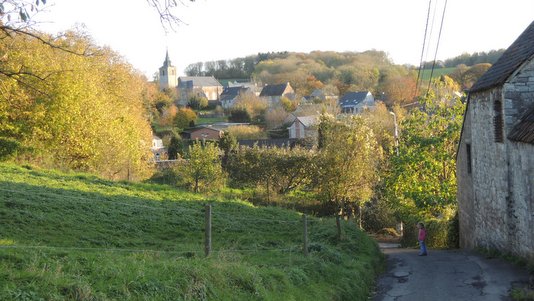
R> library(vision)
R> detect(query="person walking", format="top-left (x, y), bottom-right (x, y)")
top-left (417, 222), bottom-right (427, 256)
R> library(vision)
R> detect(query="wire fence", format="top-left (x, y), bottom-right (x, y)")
top-left (0, 186), bottom-right (346, 258)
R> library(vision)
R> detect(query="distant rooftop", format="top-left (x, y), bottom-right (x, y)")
top-left (178, 76), bottom-right (222, 87)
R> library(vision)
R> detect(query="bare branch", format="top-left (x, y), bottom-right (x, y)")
top-left (145, 0), bottom-right (194, 33)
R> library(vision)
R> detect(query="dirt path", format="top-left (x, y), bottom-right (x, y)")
top-left (373, 246), bottom-right (529, 301)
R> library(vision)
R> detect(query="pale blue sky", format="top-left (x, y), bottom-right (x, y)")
top-left (35, 0), bottom-right (534, 79)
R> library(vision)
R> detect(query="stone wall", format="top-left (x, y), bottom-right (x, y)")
top-left (457, 58), bottom-right (534, 260)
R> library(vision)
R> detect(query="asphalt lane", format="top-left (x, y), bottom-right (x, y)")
top-left (373, 247), bottom-right (529, 301)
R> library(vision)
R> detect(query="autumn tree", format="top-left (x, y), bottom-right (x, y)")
top-left (265, 107), bottom-right (290, 130)
top-left (174, 107), bottom-right (197, 129)
top-left (231, 92), bottom-right (268, 123)
top-left (188, 94), bottom-right (208, 110)
top-left (315, 114), bottom-right (382, 228)
top-left (449, 63), bottom-right (491, 90)
top-left (380, 73), bottom-right (418, 106)
top-left (0, 29), bottom-right (154, 179)
top-left (175, 141), bottom-right (224, 193)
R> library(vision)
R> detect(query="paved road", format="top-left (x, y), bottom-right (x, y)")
top-left (373, 246), bottom-right (530, 301)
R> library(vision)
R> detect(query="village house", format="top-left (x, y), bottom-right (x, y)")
top-left (456, 21), bottom-right (534, 260)
top-left (181, 126), bottom-right (224, 141)
top-left (220, 86), bottom-right (251, 109)
top-left (178, 76), bottom-right (223, 107)
top-left (288, 116), bottom-right (318, 139)
top-left (228, 81), bottom-right (262, 96)
top-left (259, 82), bottom-right (295, 105)
top-left (151, 135), bottom-right (167, 161)
top-left (339, 91), bottom-right (375, 114)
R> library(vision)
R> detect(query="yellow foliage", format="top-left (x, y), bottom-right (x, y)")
top-left (226, 125), bottom-right (266, 139)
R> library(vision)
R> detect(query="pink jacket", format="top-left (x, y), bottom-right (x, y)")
top-left (418, 228), bottom-right (426, 241)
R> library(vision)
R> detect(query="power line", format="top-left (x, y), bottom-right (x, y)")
top-left (426, 0), bottom-right (449, 96)
top-left (415, 0), bottom-right (433, 98)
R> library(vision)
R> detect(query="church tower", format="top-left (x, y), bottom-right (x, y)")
top-left (158, 50), bottom-right (178, 91)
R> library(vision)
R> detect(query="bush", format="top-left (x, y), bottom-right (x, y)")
top-left (362, 197), bottom-right (397, 233)
top-left (228, 107), bottom-right (251, 123)
top-left (0, 137), bottom-right (21, 160)
top-left (400, 216), bottom-right (459, 249)
top-left (226, 125), bottom-right (266, 139)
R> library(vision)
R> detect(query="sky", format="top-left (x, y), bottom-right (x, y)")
top-left (34, 0), bottom-right (534, 79)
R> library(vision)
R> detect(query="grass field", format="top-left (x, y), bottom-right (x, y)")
top-left (0, 163), bottom-right (383, 300)
top-left (418, 67), bottom-right (456, 81)
top-left (196, 116), bottom-right (228, 125)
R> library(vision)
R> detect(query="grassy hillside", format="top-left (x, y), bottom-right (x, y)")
top-left (419, 67), bottom-right (456, 81)
top-left (0, 163), bottom-right (383, 300)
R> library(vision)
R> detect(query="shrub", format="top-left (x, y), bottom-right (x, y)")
top-left (0, 137), bottom-right (21, 160)
top-left (226, 125), bottom-right (266, 139)
top-left (228, 108), bottom-right (251, 123)
top-left (400, 216), bottom-right (459, 249)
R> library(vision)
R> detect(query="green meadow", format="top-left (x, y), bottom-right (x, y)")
top-left (0, 163), bottom-right (383, 300)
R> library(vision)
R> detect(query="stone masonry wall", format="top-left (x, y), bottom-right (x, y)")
top-left (458, 57), bottom-right (534, 260)
top-left (457, 104), bottom-right (474, 250)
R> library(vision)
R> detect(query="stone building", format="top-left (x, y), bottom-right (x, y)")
top-left (456, 21), bottom-right (534, 260)
top-left (177, 76), bottom-right (223, 107)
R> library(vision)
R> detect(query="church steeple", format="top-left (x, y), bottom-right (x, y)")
top-left (159, 50), bottom-right (177, 91)
top-left (163, 49), bottom-right (172, 68)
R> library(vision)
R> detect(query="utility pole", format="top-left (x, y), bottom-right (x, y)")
top-left (389, 111), bottom-right (399, 156)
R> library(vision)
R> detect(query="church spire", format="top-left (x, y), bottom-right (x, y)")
top-left (163, 50), bottom-right (172, 67)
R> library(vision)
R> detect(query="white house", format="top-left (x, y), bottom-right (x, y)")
top-left (339, 91), bottom-right (375, 114)
top-left (151, 135), bottom-right (167, 161)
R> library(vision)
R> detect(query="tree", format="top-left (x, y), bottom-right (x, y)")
top-left (175, 141), bottom-right (224, 193)
top-left (384, 96), bottom-right (465, 220)
top-left (280, 96), bottom-right (297, 112)
top-left (315, 114), bottom-right (382, 228)
top-left (228, 107), bottom-right (251, 123)
top-left (380, 73), bottom-right (417, 106)
top-left (449, 63), bottom-right (491, 89)
top-left (232, 92), bottom-right (268, 122)
top-left (218, 131), bottom-right (238, 168)
top-left (265, 107), bottom-right (290, 130)
top-left (188, 94), bottom-right (208, 110)
top-left (167, 131), bottom-right (184, 159)
top-left (174, 107), bottom-right (197, 129)
top-left (0, 29), bottom-right (154, 179)
top-left (226, 145), bottom-right (314, 200)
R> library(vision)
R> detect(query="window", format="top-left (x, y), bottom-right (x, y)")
top-left (466, 143), bottom-right (472, 174)
top-left (493, 99), bottom-right (504, 143)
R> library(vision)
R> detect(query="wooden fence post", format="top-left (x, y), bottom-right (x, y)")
top-left (205, 204), bottom-right (212, 257)
top-left (303, 214), bottom-right (309, 257)
top-left (336, 215), bottom-right (341, 240)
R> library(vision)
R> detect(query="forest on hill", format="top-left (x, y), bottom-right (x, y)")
top-left (185, 49), bottom-right (502, 100)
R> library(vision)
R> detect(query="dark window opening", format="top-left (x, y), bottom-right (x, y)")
top-left (466, 143), bottom-right (472, 174)
top-left (493, 99), bottom-right (504, 143)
